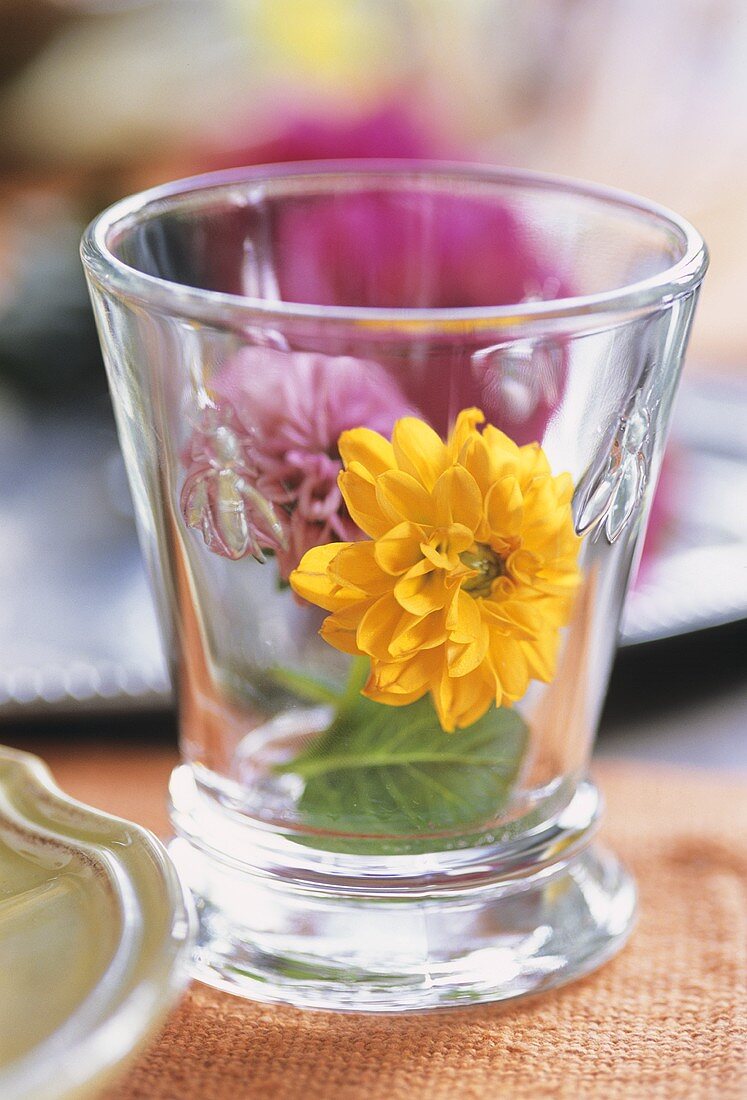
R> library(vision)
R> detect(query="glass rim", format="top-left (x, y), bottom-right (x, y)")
top-left (81, 159), bottom-right (708, 330)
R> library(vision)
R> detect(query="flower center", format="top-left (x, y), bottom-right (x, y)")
top-left (459, 543), bottom-right (505, 598)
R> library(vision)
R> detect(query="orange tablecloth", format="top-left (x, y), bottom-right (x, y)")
top-left (26, 742), bottom-right (747, 1099)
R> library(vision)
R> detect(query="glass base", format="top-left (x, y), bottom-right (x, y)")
top-left (168, 767), bottom-right (636, 1012)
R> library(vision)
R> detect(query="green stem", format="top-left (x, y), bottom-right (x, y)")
top-left (269, 666), bottom-right (341, 706)
top-left (278, 748), bottom-right (510, 780)
top-left (336, 655), bottom-right (370, 713)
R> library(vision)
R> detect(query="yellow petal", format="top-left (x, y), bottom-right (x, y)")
top-left (393, 560), bottom-right (448, 616)
top-left (389, 608), bottom-right (447, 658)
top-left (433, 466), bottom-right (483, 531)
top-left (506, 548), bottom-right (541, 586)
top-left (431, 663), bottom-right (492, 731)
top-left (362, 661), bottom-right (428, 707)
top-left (371, 649), bottom-right (443, 695)
top-left (289, 542), bottom-right (355, 610)
top-left (521, 476), bottom-right (564, 530)
top-left (419, 523), bottom-right (473, 570)
top-left (338, 427), bottom-right (396, 475)
top-left (532, 569), bottom-right (581, 598)
top-left (485, 475), bottom-right (523, 538)
top-left (525, 521), bottom-right (570, 561)
top-left (517, 441), bottom-right (551, 485)
top-left (488, 635), bottom-right (530, 699)
top-left (329, 541), bottom-right (389, 596)
top-left (391, 417), bottom-right (448, 490)
top-left (433, 659), bottom-right (458, 730)
top-left (320, 604), bottom-right (368, 655)
top-left (447, 407), bottom-right (484, 462)
top-left (444, 587), bottom-right (473, 635)
top-left (458, 432), bottom-right (492, 497)
top-left (363, 682), bottom-right (427, 707)
top-left (420, 540), bottom-right (453, 570)
top-left (445, 593), bottom-right (489, 676)
top-left (553, 470), bottom-right (574, 505)
top-left (446, 634), bottom-right (488, 678)
top-left (375, 470), bottom-right (438, 526)
top-left (338, 464), bottom-right (392, 538)
top-left (373, 521), bottom-right (424, 576)
top-left (482, 424), bottom-right (520, 464)
top-left (449, 523), bottom-right (477, 555)
top-left (481, 596), bottom-right (540, 641)
top-left (448, 668), bottom-right (494, 728)
top-left (356, 594), bottom-right (407, 659)
top-left (520, 629), bottom-right (559, 682)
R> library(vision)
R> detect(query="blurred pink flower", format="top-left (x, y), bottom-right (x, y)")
top-left (201, 101), bottom-right (452, 172)
top-left (182, 347), bottom-right (414, 578)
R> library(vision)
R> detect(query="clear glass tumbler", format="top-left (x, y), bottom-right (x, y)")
top-left (82, 162), bottom-right (707, 1011)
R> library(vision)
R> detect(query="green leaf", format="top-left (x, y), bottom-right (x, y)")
top-left (275, 681), bottom-right (528, 855)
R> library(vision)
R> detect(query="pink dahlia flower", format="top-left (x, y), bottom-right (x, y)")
top-left (182, 347), bottom-right (414, 579)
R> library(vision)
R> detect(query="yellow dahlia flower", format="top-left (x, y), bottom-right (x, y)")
top-left (290, 409), bottom-right (581, 732)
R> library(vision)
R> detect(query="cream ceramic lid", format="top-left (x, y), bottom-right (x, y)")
top-left (0, 745), bottom-right (192, 1100)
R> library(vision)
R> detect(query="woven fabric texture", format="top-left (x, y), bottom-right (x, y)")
top-left (37, 743), bottom-right (747, 1100)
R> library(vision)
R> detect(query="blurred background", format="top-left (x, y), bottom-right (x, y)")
top-left (1, 0), bottom-right (745, 763)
